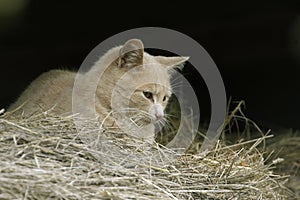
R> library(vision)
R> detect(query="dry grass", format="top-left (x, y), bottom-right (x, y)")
top-left (0, 105), bottom-right (296, 199)
top-left (265, 130), bottom-right (300, 199)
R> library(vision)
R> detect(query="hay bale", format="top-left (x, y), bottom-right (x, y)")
top-left (0, 109), bottom-right (294, 199)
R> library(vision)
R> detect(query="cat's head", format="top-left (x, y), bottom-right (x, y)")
top-left (109, 39), bottom-right (188, 125)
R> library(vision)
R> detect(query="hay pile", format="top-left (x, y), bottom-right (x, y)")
top-left (265, 130), bottom-right (300, 199)
top-left (0, 108), bottom-right (295, 199)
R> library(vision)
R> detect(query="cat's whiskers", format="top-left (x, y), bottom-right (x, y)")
top-left (158, 119), bottom-right (167, 130)
top-left (117, 108), bottom-right (153, 127)
top-left (111, 108), bottom-right (149, 129)
top-left (162, 116), bottom-right (177, 133)
top-left (164, 113), bottom-right (178, 118)
top-left (133, 112), bottom-right (152, 122)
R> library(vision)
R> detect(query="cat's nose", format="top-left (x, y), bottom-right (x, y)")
top-left (150, 104), bottom-right (164, 121)
top-left (155, 105), bottom-right (164, 120)
top-left (155, 112), bottom-right (164, 120)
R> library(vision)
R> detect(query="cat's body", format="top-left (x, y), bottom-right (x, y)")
top-left (9, 69), bottom-right (75, 115)
top-left (8, 39), bottom-right (188, 141)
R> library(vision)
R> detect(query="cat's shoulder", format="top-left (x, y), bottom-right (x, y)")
top-left (30, 69), bottom-right (76, 86)
top-left (20, 69), bottom-right (77, 96)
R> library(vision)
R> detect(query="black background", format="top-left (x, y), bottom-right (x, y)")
top-left (0, 1), bottom-right (300, 131)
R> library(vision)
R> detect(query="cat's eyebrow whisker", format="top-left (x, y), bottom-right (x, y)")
top-left (170, 75), bottom-right (183, 83)
top-left (171, 80), bottom-right (186, 88)
top-left (170, 81), bottom-right (183, 87)
top-left (171, 79), bottom-right (183, 86)
top-left (170, 85), bottom-right (185, 91)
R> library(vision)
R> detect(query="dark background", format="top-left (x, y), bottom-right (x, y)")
top-left (0, 1), bottom-right (300, 131)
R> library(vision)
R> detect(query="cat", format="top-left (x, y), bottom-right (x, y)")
top-left (8, 39), bottom-right (188, 142)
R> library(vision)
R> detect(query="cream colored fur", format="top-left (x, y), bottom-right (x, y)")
top-left (8, 39), bottom-right (188, 141)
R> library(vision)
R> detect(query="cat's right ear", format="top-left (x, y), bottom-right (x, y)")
top-left (118, 39), bottom-right (144, 69)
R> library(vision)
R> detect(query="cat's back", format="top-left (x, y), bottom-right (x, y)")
top-left (8, 69), bottom-right (77, 115)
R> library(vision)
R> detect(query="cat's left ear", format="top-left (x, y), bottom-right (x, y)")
top-left (118, 39), bottom-right (144, 69)
top-left (156, 56), bottom-right (189, 70)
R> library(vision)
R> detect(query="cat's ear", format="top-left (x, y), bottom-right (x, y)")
top-left (118, 39), bottom-right (144, 69)
top-left (156, 56), bottom-right (189, 70)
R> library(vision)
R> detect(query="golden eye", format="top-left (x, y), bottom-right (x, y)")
top-left (143, 91), bottom-right (153, 99)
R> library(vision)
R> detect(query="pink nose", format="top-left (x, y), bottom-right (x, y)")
top-left (155, 113), bottom-right (164, 119)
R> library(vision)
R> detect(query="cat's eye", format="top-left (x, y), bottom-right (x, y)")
top-left (163, 96), bottom-right (167, 102)
top-left (143, 91), bottom-right (153, 100)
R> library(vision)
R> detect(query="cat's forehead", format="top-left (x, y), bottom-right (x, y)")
top-left (130, 56), bottom-right (172, 93)
top-left (143, 53), bottom-right (160, 65)
top-left (134, 68), bottom-right (170, 88)
top-left (142, 53), bottom-right (169, 74)
top-left (140, 63), bottom-right (170, 85)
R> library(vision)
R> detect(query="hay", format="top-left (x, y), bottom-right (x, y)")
top-left (0, 108), bottom-right (295, 199)
top-left (265, 130), bottom-right (300, 199)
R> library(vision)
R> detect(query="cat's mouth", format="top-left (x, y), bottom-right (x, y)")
top-left (129, 113), bottom-right (162, 126)
top-left (151, 115), bottom-right (164, 124)
top-left (122, 109), bottom-right (165, 127)
top-left (139, 115), bottom-right (160, 123)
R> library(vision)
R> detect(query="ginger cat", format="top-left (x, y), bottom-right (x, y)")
top-left (8, 39), bottom-right (188, 141)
